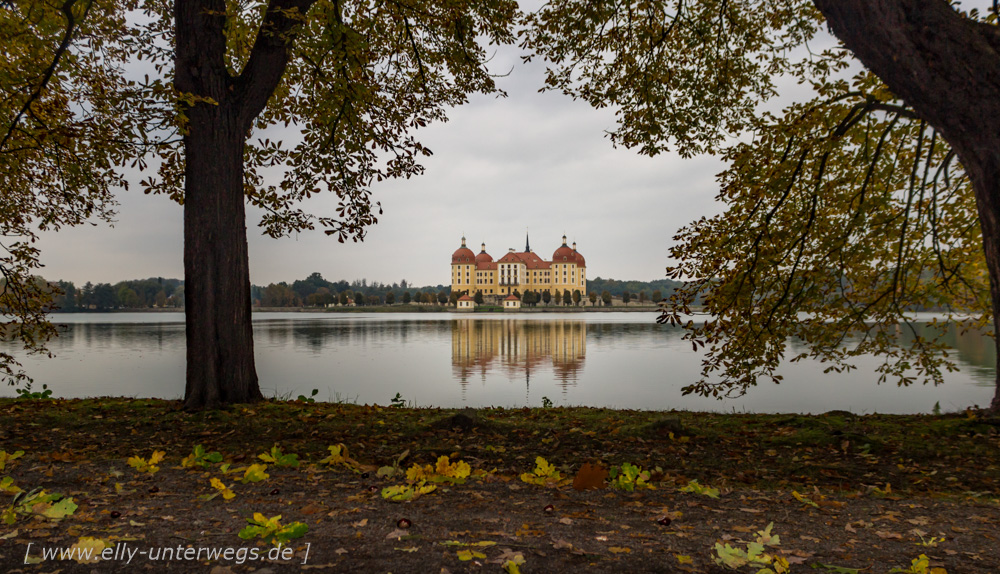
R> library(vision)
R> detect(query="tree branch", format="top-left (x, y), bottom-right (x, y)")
top-left (0, 0), bottom-right (92, 153)
top-left (233, 0), bottom-right (316, 128)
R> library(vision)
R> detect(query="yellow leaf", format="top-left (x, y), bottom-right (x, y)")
top-left (676, 554), bottom-right (693, 564)
top-left (406, 463), bottom-right (431, 484)
top-left (210, 477), bottom-right (235, 500)
top-left (503, 559), bottom-right (524, 574)
top-left (608, 546), bottom-right (631, 554)
top-left (435, 456), bottom-right (471, 479)
top-left (70, 537), bottom-right (108, 564)
top-left (792, 490), bottom-right (819, 508)
top-left (457, 549), bottom-right (486, 561)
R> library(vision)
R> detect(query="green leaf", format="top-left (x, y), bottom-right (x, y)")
top-left (0, 476), bottom-right (22, 494)
top-left (240, 464), bottom-right (269, 483)
top-left (714, 543), bottom-right (749, 568)
top-left (381, 482), bottom-right (436, 502)
top-left (237, 513), bottom-right (308, 546)
top-left (258, 446), bottom-right (300, 468)
top-left (276, 521), bottom-right (309, 543)
top-left (40, 497), bottom-right (77, 519)
top-left (680, 479), bottom-right (720, 498)
top-left (757, 522), bottom-right (781, 547)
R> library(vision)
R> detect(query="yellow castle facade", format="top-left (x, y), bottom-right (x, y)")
top-left (450, 234), bottom-right (587, 298)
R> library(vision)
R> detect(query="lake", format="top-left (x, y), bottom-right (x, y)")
top-left (0, 312), bottom-right (994, 413)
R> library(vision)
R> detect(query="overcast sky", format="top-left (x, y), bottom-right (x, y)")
top-left (35, 27), bottom-right (730, 289)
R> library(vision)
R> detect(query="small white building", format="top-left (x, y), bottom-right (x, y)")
top-left (503, 294), bottom-right (521, 311)
top-left (457, 294), bottom-right (476, 312)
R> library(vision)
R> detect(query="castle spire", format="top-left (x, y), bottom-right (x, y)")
top-left (525, 228), bottom-right (531, 252)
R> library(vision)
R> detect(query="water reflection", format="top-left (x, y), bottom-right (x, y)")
top-left (784, 320), bottom-right (997, 387)
top-left (54, 322), bottom-right (186, 351)
top-left (452, 319), bottom-right (586, 395)
top-left (914, 322), bottom-right (996, 383)
top-left (0, 313), bottom-right (994, 412)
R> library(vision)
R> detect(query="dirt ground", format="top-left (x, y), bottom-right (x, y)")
top-left (1, 399), bottom-right (998, 573)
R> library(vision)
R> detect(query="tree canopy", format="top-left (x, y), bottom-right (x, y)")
top-left (522, 0), bottom-right (999, 410)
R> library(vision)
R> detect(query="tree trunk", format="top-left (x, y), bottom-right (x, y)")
top-left (815, 0), bottom-right (1000, 412)
top-left (174, 0), bottom-right (313, 409)
top-left (181, 107), bottom-right (262, 409)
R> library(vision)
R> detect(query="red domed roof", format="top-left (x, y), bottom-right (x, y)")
top-left (452, 247), bottom-right (475, 263)
top-left (552, 244), bottom-right (575, 261)
top-left (553, 239), bottom-right (585, 266)
top-left (476, 250), bottom-right (493, 263)
top-left (452, 237), bottom-right (475, 263)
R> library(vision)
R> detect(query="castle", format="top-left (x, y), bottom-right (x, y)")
top-left (450, 234), bottom-right (586, 299)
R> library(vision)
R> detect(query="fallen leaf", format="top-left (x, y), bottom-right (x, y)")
top-left (572, 462), bottom-right (608, 491)
top-left (457, 549), bottom-right (486, 561)
top-left (69, 537), bottom-right (108, 564)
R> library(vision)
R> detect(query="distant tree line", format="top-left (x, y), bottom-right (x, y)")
top-left (47, 278), bottom-right (184, 311)
top-left (253, 272), bottom-right (450, 308)
top-left (585, 277), bottom-right (682, 301)
top-left (38, 273), bottom-right (684, 311)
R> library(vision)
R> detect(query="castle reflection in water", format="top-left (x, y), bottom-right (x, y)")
top-left (451, 318), bottom-right (587, 394)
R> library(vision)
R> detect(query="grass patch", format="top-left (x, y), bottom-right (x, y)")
top-left (0, 398), bottom-right (997, 495)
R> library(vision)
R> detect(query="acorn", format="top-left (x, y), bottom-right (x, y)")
top-left (397, 518), bottom-right (412, 529)
top-left (110, 510), bottom-right (122, 519)
top-left (269, 488), bottom-right (280, 496)
top-left (367, 485), bottom-right (379, 493)
top-left (656, 516), bottom-right (672, 527)
top-left (147, 486), bottom-right (159, 494)
top-left (361, 472), bottom-right (370, 479)
top-left (543, 504), bottom-right (555, 513)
